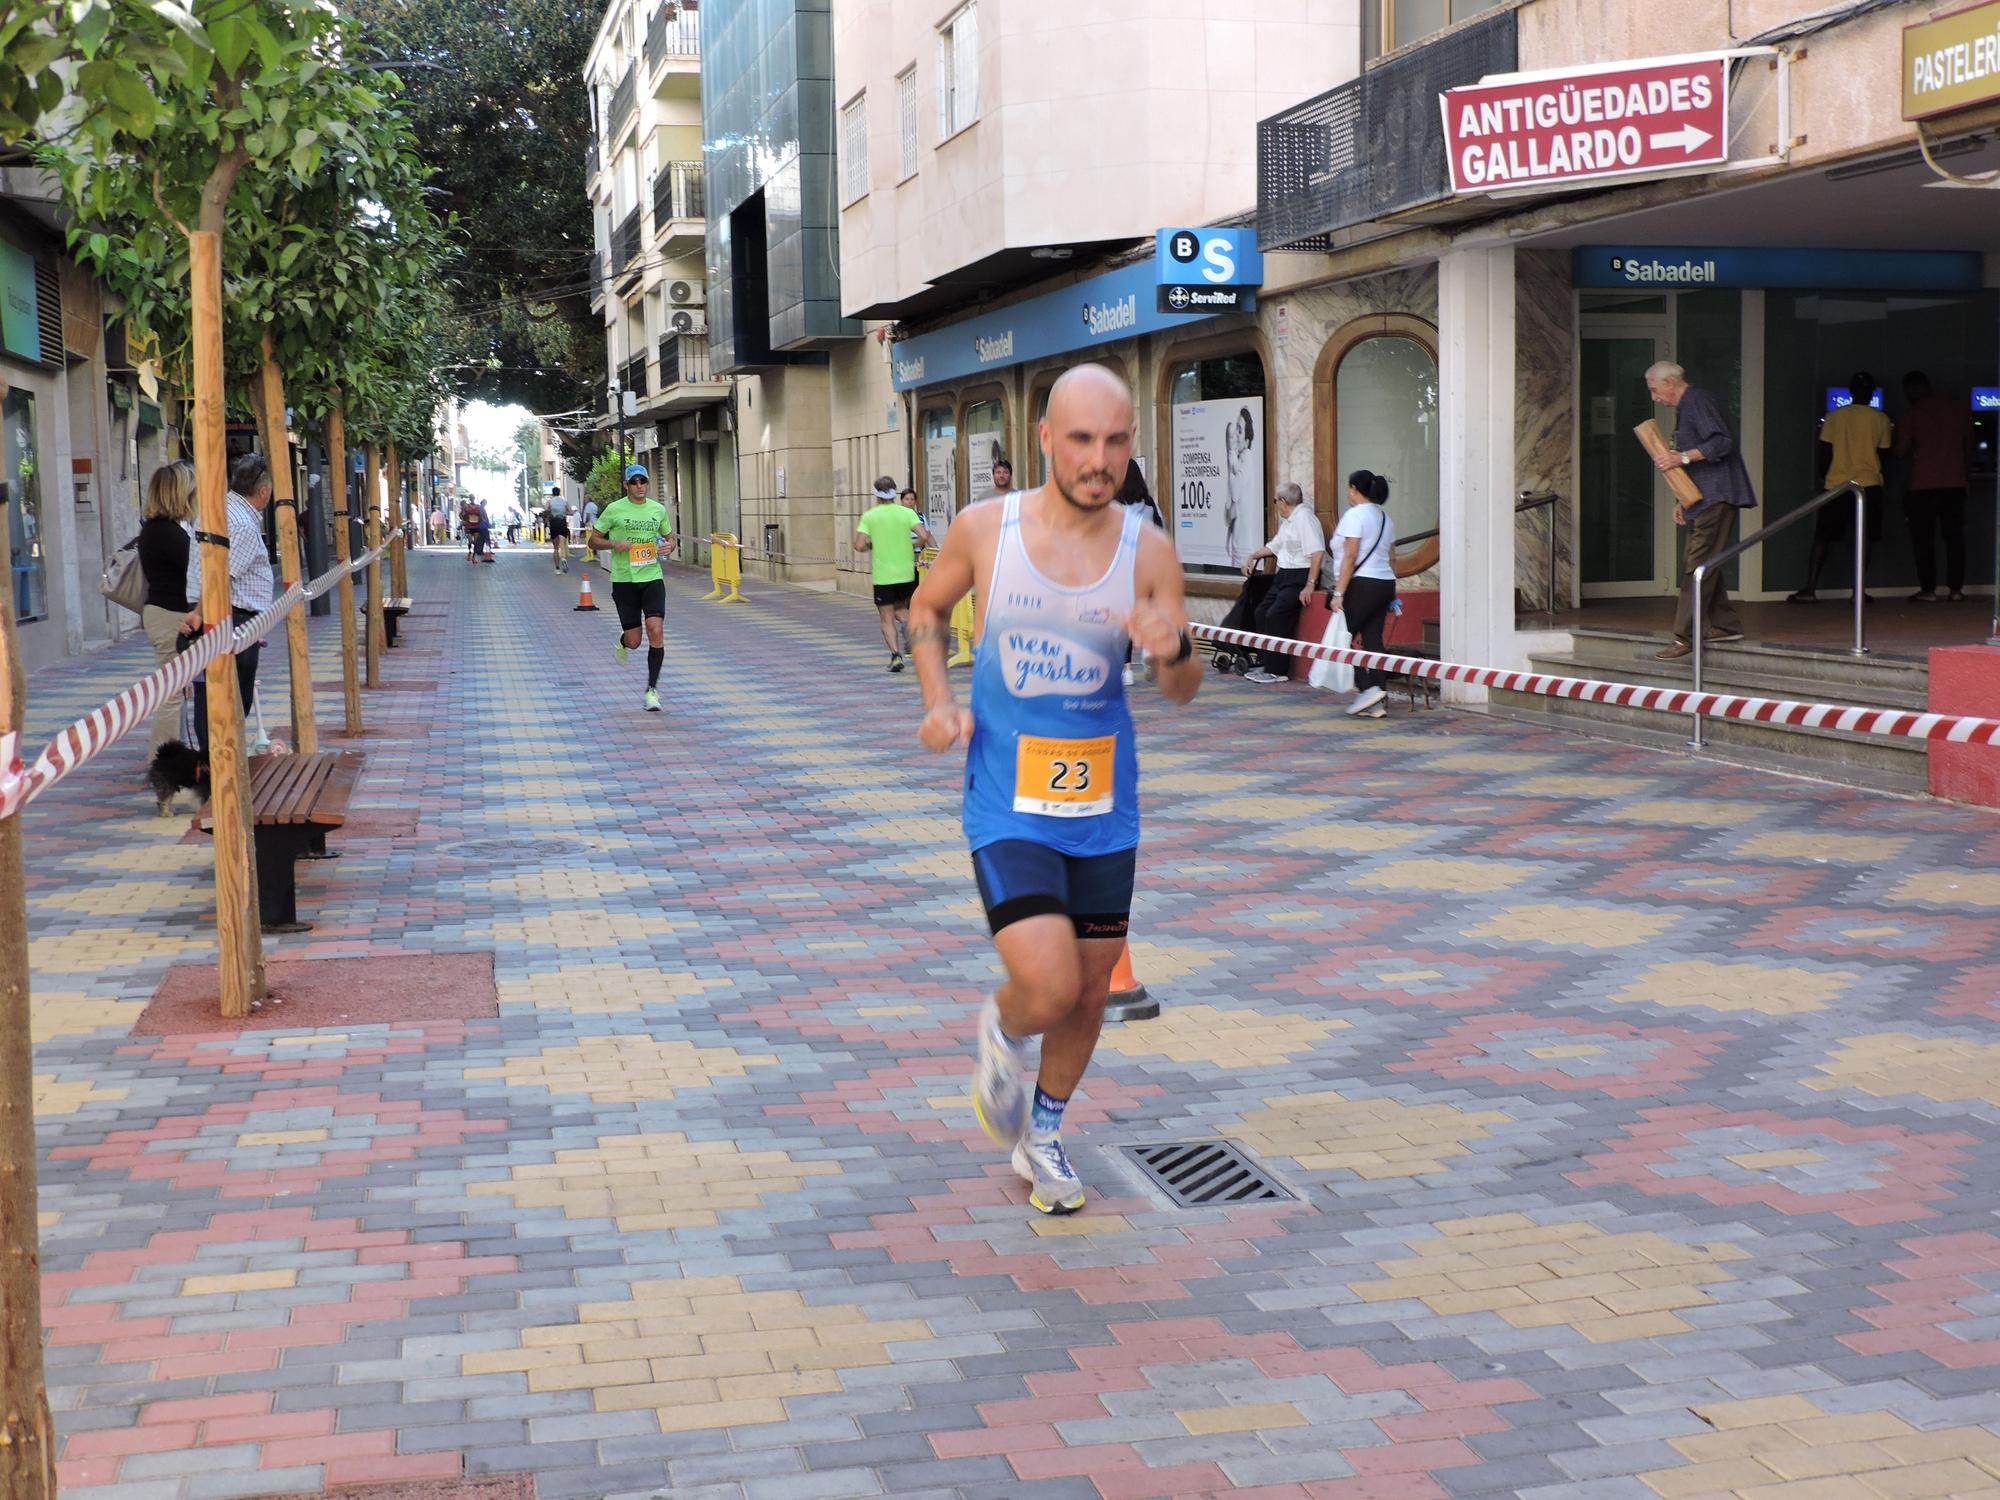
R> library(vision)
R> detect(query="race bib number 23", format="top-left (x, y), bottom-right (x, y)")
top-left (1014, 734), bottom-right (1115, 818)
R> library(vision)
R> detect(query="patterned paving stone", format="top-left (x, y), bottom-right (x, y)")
top-left (21, 548), bottom-right (2000, 1499)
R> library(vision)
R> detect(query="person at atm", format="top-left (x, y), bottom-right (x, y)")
top-left (1897, 370), bottom-right (1972, 604)
top-left (1788, 372), bottom-right (1891, 605)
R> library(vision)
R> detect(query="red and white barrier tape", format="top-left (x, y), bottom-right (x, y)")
top-left (0, 544), bottom-right (390, 819)
top-left (1191, 622), bottom-right (2000, 747)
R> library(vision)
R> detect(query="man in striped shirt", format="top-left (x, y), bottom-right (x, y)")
top-left (180, 452), bottom-right (277, 755)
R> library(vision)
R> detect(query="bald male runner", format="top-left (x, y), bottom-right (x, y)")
top-left (909, 363), bottom-right (1201, 1215)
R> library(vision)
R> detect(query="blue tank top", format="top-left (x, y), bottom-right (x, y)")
top-left (963, 493), bottom-right (1143, 855)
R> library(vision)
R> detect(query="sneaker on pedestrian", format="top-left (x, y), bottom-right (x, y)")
top-left (1012, 1135), bottom-right (1086, 1216)
top-left (615, 641), bottom-right (629, 665)
top-left (888, 653), bottom-right (905, 673)
top-left (643, 688), bottom-right (661, 713)
top-left (1243, 668), bottom-right (1283, 684)
top-left (971, 998), bottom-right (1027, 1147)
top-left (1344, 685), bottom-right (1387, 715)
top-left (1121, 664), bottom-right (1135, 687)
top-left (1360, 705), bottom-right (1388, 719)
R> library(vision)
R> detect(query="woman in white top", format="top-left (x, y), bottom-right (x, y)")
top-left (1239, 482), bottom-right (1326, 683)
top-left (1329, 469), bottom-right (1398, 717)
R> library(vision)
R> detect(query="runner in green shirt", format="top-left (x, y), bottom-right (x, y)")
top-left (585, 463), bottom-right (677, 712)
top-left (854, 477), bottom-right (936, 673)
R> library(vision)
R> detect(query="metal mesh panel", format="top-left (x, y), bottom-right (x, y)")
top-left (1257, 11), bottom-right (1517, 251)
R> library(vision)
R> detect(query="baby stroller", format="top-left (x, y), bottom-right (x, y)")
top-left (1209, 566), bottom-right (1275, 675)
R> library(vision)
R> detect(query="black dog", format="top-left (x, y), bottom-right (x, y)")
top-left (148, 739), bottom-right (208, 816)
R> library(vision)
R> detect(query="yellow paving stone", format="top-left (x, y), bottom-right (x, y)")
top-left (29, 929), bottom-right (209, 973)
top-left (1430, 752), bottom-right (1556, 771)
top-left (1612, 959), bottom-right (1854, 1015)
top-left (857, 1005), bottom-right (928, 1017)
top-left (1854, 1461), bottom-right (1998, 1499)
top-left (1356, 1221), bottom-right (1743, 1338)
top-left (889, 850), bottom-right (975, 880)
top-left (1226, 1092), bottom-right (1509, 1180)
top-left (29, 994), bottom-right (145, 1043)
top-left (1200, 795), bottom-right (1332, 822)
top-left (1606, 798), bottom-right (1767, 827)
top-left (1144, 771), bottom-right (1263, 793)
top-left (1467, 902), bottom-right (1676, 950)
top-left (78, 844), bottom-right (212, 875)
top-left (238, 1129), bottom-right (329, 1147)
top-left (484, 869), bottom-right (655, 899)
top-left (1758, 1442), bottom-right (1900, 1481)
top-left (1741, 1481), bottom-right (1889, 1500)
top-left (181, 1269), bottom-right (299, 1296)
top-left (33, 1073), bottom-right (127, 1116)
top-left (1511, 774), bottom-right (1659, 799)
top-left (1356, 858), bottom-right (1539, 895)
top-left (1095, 1004), bottom-right (1348, 1068)
top-left (838, 814), bottom-right (963, 845)
top-left (1123, 939), bottom-right (1229, 985)
top-left (1727, 1149), bottom-right (1824, 1171)
top-left (1737, 831), bottom-right (1910, 863)
top-left (1805, 1033), bottom-right (2000, 1109)
top-left (1176, 1403), bottom-right (1308, 1435)
top-left (38, 879), bottom-right (214, 916)
top-left (1643, 1458), bottom-right (1792, 1499)
top-left (1783, 1414), bottom-right (1914, 1445)
top-left (1525, 1044), bottom-right (1607, 1060)
top-left (467, 1132), bottom-right (837, 1231)
top-left (1888, 871), bottom-right (2000, 908)
top-left (465, 1037), bottom-right (776, 1104)
top-left (497, 964), bottom-right (731, 1015)
top-left (469, 1275), bottom-right (934, 1431)
top-left (1029, 1215), bottom-right (1133, 1237)
top-left (1267, 822), bottom-right (1422, 853)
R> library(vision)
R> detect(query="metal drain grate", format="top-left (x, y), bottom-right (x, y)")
top-left (1124, 1141), bottom-right (1294, 1208)
top-left (445, 837), bottom-right (586, 862)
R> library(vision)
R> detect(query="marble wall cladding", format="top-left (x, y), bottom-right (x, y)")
top-left (1261, 267), bottom-right (1438, 507)
top-left (1515, 248), bottom-right (1575, 613)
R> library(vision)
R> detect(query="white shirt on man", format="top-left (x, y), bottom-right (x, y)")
top-left (1266, 505), bottom-right (1327, 571)
top-left (185, 490), bottom-right (275, 612)
top-left (1332, 501), bottom-right (1396, 583)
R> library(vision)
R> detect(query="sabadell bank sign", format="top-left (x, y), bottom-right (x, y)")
top-left (889, 260), bottom-right (1247, 393)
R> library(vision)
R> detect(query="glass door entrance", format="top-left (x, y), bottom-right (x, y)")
top-left (1579, 318), bottom-right (1676, 597)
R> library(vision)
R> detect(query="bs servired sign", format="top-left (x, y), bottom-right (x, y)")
top-left (1442, 55), bottom-right (1730, 194)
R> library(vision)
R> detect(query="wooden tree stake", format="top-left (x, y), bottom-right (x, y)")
top-left (363, 443), bottom-right (385, 687)
top-left (386, 440), bottom-right (408, 599)
top-left (258, 330), bottom-right (317, 754)
top-left (327, 403), bottom-right (362, 736)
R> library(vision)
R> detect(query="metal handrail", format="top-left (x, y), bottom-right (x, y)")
top-left (1390, 491), bottom-right (1562, 622)
top-left (1689, 479), bottom-right (1865, 749)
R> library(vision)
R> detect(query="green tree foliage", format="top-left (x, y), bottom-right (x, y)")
top-left (584, 448), bottom-right (625, 507)
top-left (0, 0), bottom-right (200, 145)
top-left (344, 0), bottom-right (603, 416)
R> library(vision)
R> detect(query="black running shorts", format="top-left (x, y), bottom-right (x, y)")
top-left (873, 578), bottom-right (918, 609)
top-left (612, 578), bottom-right (667, 630)
top-left (971, 840), bottom-right (1136, 940)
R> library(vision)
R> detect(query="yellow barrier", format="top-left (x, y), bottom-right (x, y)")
top-left (914, 547), bottom-right (974, 665)
top-left (704, 533), bottom-right (747, 603)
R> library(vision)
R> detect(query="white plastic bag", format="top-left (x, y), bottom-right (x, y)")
top-left (1307, 607), bottom-right (1355, 694)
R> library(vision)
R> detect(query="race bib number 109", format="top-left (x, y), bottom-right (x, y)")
top-left (627, 541), bottom-right (657, 567)
top-left (1014, 734), bottom-right (1115, 817)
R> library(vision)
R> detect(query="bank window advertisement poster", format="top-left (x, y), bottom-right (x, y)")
top-left (967, 432), bottom-right (1003, 505)
top-left (924, 435), bottom-right (956, 537)
top-left (1170, 399), bottom-right (1264, 569)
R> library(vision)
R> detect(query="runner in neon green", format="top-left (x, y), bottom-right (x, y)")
top-left (585, 464), bottom-right (677, 712)
top-left (853, 478), bottom-right (935, 673)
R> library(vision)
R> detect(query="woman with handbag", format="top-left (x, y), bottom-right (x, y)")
top-left (1328, 470), bottom-right (1397, 718)
top-left (136, 460), bottom-right (197, 750)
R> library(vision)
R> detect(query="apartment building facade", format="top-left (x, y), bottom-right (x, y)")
top-left (584, 0), bottom-right (734, 539)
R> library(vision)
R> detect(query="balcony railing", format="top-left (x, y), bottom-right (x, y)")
top-left (609, 62), bottom-right (637, 141)
top-left (658, 333), bottom-right (711, 387)
top-left (651, 160), bottom-right (705, 228)
top-left (621, 354), bottom-right (649, 400)
top-left (611, 207), bottom-right (643, 279)
top-left (645, 5), bottom-right (700, 69)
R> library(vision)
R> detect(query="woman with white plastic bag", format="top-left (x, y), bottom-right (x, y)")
top-left (1306, 607), bottom-right (1354, 694)
top-left (1325, 470), bottom-right (1397, 718)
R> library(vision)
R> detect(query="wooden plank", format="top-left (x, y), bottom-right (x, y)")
top-left (258, 334), bottom-right (317, 754)
top-left (327, 403), bottom-right (362, 736)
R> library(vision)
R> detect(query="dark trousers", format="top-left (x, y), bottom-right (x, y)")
top-left (1906, 487), bottom-right (1968, 596)
top-left (1252, 567), bottom-right (1311, 676)
top-left (1672, 504), bottom-right (1741, 642)
top-left (182, 607), bottom-right (262, 758)
top-left (1343, 576), bottom-right (1397, 691)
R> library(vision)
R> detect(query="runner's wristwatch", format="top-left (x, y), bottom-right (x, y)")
top-left (1168, 628), bottom-right (1193, 666)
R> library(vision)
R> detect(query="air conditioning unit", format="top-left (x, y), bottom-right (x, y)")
top-left (669, 307), bottom-right (706, 335)
top-left (667, 279), bottom-right (705, 306)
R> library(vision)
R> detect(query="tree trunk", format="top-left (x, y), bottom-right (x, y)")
top-left (362, 444), bottom-right (385, 688)
top-left (257, 332), bottom-right (316, 754)
top-left (386, 442), bottom-right (408, 599)
top-left (191, 231), bottom-right (265, 1016)
top-left (326, 403), bottom-right (361, 737)
top-left (0, 382), bottom-right (55, 1499)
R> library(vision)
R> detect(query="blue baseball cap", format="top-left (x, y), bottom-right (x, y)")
top-left (624, 463), bottom-right (649, 482)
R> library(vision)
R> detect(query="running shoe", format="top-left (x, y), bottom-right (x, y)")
top-left (615, 641), bottom-right (629, 665)
top-left (1121, 664), bottom-right (1135, 687)
top-left (1243, 669), bottom-right (1283, 684)
top-left (1013, 1135), bottom-right (1086, 1215)
top-left (889, 653), bottom-right (905, 673)
top-left (644, 688), bottom-right (661, 713)
top-left (971, 998), bottom-right (1027, 1147)
top-left (1344, 686), bottom-right (1386, 715)
top-left (1360, 705), bottom-right (1388, 719)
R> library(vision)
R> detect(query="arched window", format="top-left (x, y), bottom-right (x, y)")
top-left (1314, 316), bottom-right (1439, 543)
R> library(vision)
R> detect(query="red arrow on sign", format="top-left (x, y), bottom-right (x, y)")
top-left (1442, 55), bottom-right (1730, 194)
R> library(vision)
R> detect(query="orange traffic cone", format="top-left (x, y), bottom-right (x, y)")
top-left (573, 570), bottom-right (599, 611)
top-left (1105, 940), bottom-right (1158, 1022)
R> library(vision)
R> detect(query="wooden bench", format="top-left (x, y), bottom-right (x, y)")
top-left (377, 597), bottom-right (412, 647)
top-left (197, 752), bottom-right (364, 933)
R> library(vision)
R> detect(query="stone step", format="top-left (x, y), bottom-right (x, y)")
top-left (1560, 629), bottom-right (1930, 708)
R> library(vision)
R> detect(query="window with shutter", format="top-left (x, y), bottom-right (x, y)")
top-left (839, 93), bottom-right (868, 205)
top-left (896, 67), bottom-right (918, 179)
top-left (936, 4), bottom-right (978, 139)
